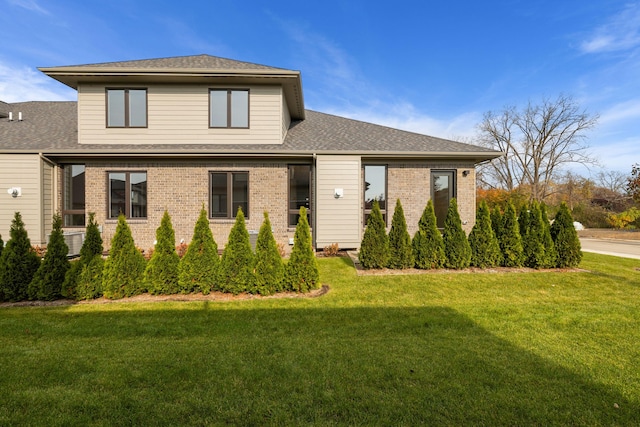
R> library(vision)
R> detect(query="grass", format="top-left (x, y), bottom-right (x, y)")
top-left (1, 252), bottom-right (639, 425)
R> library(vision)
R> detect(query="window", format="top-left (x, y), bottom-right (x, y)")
top-left (108, 172), bottom-right (147, 219)
top-left (210, 89), bottom-right (249, 128)
top-left (62, 164), bottom-right (85, 227)
top-left (432, 170), bottom-right (455, 228)
top-left (364, 165), bottom-right (387, 225)
top-left (289, 165), bottom-right (311, 227)
top-left (106, 89), bottom-right (147, 127)
top-left (210, 172), bottom-right (249, 219)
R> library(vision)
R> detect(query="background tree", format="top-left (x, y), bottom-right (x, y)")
top-left (28, 214), bottom-right (70, 301)
top-left (387, 199), bottom-right (414, 269)
top-left (178, 207), bottom-right (219, 295)
top-left (477, 94), bottom-right (598, 201)
top-left (217, 208), bottom-right (255, 295)
top-left (442, 198), bottom-right (471, 269)
top-left (283, 206), bottom-right (319, 292)
top-left (468, 201), bottom-right (502, 268)
top-left (144, 210), bottom-right (180, 295)
top-left (62, 212), bottom-right (103, 299)
top-left (498, 202), bottom-right (524, 267)
top-left (412, 200), bottom-right (446, 269)
top-left (358, 200), bottom-right (389, 269)
top-left (254, 212), bottom-right (284, 295)
top-left (0, 212), bottom-right (41, 302)
top-left (551, 202), bottom-right (582, 268)
top-left (102, 214), bottom-right (146, 299)
top-left (628, 163), bottom-right (640, 205)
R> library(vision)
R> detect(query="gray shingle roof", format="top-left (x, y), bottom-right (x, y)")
top-left (0, 101), bottom-right (77, 150)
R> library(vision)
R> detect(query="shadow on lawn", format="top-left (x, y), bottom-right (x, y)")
top-left (1, 305), bottom-right (637, 425)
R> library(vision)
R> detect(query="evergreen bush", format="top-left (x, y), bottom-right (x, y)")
top-left (358, 200), bottom-right (389, 269)
top-left (499, 202), bottom-right (524, 267)
top-left (442, 198), bottom-right (471, 269)
top-left (551, 202), bottom-right (583, 268)
top-left (522, 201), bottom-right (548, 269)
top-left (468, 201), bottom-right (502, 268)
top-left (28, 213), bottom-right (70, 301)
top-left (491, 208), bottom-right (503, 240)
top-left (178, 207), bottom-right (219, 294)
top-left (540, 203), bottom-right (557, 268)
top-left (144, 211), bottom-right (180, 295)
top-left (283, 206), bottom-right (320, 292)
top-left (217, 208), bottom-right (255, 295)
top-left (0, 212), bottom-right (41, 302)
top-left (102, 214), bottom-right (146, 299)
top-left (75, 255), bottom-right (104, 300)
top-left (412, 200), bottom-right (446, 269)
top-left (254, 212), bottom-right (285, 295)
top-left (387, 199), bottom-right (414, 269)
top-left (0, 234), bottom-right (3, 260)
top-left (61, 212), bottom-right (103, 300)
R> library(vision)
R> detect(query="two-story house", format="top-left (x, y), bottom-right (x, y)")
top-left (0, 55), bottom-right (501, 253)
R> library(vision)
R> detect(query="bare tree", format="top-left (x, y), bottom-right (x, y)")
top-left (477, 94), bottom-right (599, 201)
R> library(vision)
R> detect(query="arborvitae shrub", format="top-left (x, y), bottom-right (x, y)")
top-left (0, 234), bottom-right (3, 260)
top-left (144, 211), bottom-right (180, 295)
top-left (102, 214), bottom-right (146, 299)
top-left (387, 199), bottom-right (414, 269)
top-left (283, 206), bottom-right (320, 292)
top-left (523, 201), bottom-right (547, 269)
top-left (519, 207), bottom-right (530, 238)
top-left (468, 201), bottom-right (502, 268)
top-left (178, 207), bottom-right (219, 295)
top-left (412, 200), bottom-right (446, 269)
top-left (75, 255), bottom-right (104, 300)
top-left (551, 202), bottom-right (583, 268)
top-left (442, 198), bottom-right (471, 269)
top-left (499, 202), bottom-right (524, 267)
top-left (61, 212), bottom-right (103, 300)
top-left (254, 212), bottom-right (285, 295)
top-left (217, 208), bottom-right (255, 295)
top-left (540, 203), bottom-right (557, 268)
top-left (491, 208), bottom-right (503, 240)
top-left (358, 200), bottom-right (389, 269)
top-left (0, 212), bottom-right (41, 302)
top-left (28, 213), bottom-right (70, 301)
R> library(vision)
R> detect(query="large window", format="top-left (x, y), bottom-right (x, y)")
top-left (210, 89), bottom-right (249, 128)
top-left (364, 165), bottom-right (387, 225)
top-left (289, 165), bottom-right (311, 227)
top-left (106, 88), bottom-right (147, 127)
top-left (108, 172), bottom-right (147, 219)
top-left (432, 170), bottom-right (455, 228)
top-left (210, 172), bottom-right (249, 219)
top-left (62, 164), bottom-right (85, 227)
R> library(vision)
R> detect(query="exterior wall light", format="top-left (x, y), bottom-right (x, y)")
top-left (7, 187), bottom-right (22, 198)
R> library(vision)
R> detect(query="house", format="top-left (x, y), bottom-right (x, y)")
top-left (0, 55), bottom-right (501, 253)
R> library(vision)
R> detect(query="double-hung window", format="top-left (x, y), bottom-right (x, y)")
top-left (62, 164), bottom-right (86, 227)
top-left (432, 170), bottom-right (455, 228)
top-left (364, 165), bottom-right (387, 225)
top-left (210, 172), bottom-right (249, 219)
top-left (209, 89), bottom-right (249, 128)
top-left (288, 165), bottom-right (311, 227)
top-left (106, 88), bottom-right (147, 127)
top-left (108, 172), bottom-right (147, 219)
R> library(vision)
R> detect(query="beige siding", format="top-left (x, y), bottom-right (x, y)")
top-left (281, 92), bottom-right (291, 140)
top-left (0, 154), bottom-right (45, 245)
top-left (78, 84), bottom-right (285, 145)
top-left (315, 155), bottom-right (362, 249)
top-left (41, 160), bottom-right (54, 240)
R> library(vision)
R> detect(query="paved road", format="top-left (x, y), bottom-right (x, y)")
top-left (580, 238), bottom-right (640, 260)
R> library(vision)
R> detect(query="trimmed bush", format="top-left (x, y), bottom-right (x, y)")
top-left (540, 203), bottom-right (557, 268)
top-left (75, 255), bottom-right (105, 300)
top-left (358, 200), bottom-right (389, 269)
top-left (387, 199), bottom-right (414, 269)
top-left (412, 200), bottom-right (446, 269)
top-left (61, 212), bottom-right (103, 300)
top-left (283, 206), bottom-right (320, 292)
top-left (442, 198), bottom-right (471, 269)
top-left (144, 211), bottom-right (180, 295)
top-left (102, 214), bottom-right (146, 299)
top-left (28, 213), bottom-right (70, 301)
top-left (217, 208), bottom-right (255, 295)
top-left (0, 212), bottom-right (41, 302)
top-left (468, 201), bottom-right (502, 268)
top-left (491, 208), bottom-right (503, 240)
top-left (254, 212), bottom-right (285, 295)
top-left (522, 201), bottom-right (548, 269)
top-left (178, 207), bottom-right (219, 295)
top-left (551, 202), bottom-right (583, 268)
top-left (0, 234), bottom-right (3, 260)
top-left (499, 202), bottom-right (524, 267)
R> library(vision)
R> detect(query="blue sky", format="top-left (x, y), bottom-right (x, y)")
top-left (1, 0), bottom-right (638, 175)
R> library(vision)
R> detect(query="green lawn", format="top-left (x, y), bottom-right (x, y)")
top-left (1, 252), bottom-right (639, 426)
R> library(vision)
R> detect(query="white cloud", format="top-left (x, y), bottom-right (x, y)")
top-left (580, 3), bottom-right (640, 53)
top-left (599, 98), bottom-right (640, 125)
top-left (0, 61), bottom-right (75, 102)
top-left (7, 0), bottom-right (48, 15)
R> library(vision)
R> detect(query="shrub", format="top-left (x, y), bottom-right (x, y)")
top-left (61, 212), bottom-right (103, 300)
top-left (607, 207), bottom-right (640, 229)
top-left (254, 212), bottom-right (285, 295)
top-left (323, 243), bottom-right (340, 257)
top-left (412, 200), bottom-right (446, 269)
top-left (491, 208), bottom-right (503, 239)
top-left (144, 211), bottom-right (180, 295)
top-left (358, 200), bottom-right (389, 269)
top-left (442, 198), bottom-right (471, 269)
top-left (283, 206), bottom-right (320, 292)
top-left (498, 202), bottom-right (524, 267)
top-left (468, 201), bottom-right (502, 268)
top-left (522, 201), bottom-right (548, 269)
top-left (0, 234), bottom-right (3, 260)
top-left (551, 202), bottom-right (583, 268)
top-left (75, 255), bottom-right (104, 300)
top-left (28, 213), bottom-right (70, 301)
top-left (540, 203), bottom-right (557, 268)
top-left (387, 199), bottom-right (414, 269)
top-left (0, 212), bottom-right (41, 302)
top-left (217, 208), bottom-right (255, 295)
top-left (102, 214), bottom-right (146, 299)
top-left (178, 207), bottom-right (219, 294)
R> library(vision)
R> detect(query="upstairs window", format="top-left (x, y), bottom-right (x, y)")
top-left (364, 165), bottom-right (387, 225)
top-left (210, 172), bottom-right (249, 219)
top-left (62, 164), bottom-right (85, 227)
top-left (107, 89), bottom-right (147, 127)
top-left (432, 170), bottom-right (455, 229)
top-left (108, 172), bottom-right (147, 219)
top-left (210, 89), bottom-right (249, 128)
